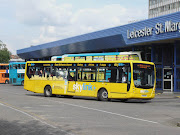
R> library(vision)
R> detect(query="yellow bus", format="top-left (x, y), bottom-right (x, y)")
top-left (24, 60), bottom-right (156, 101)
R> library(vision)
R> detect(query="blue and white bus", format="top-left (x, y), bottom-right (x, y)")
top-left (51, 56), bottom-right (62, 61)
top-left (51, 52), bottom-right (142, 61)
top-left (9, 62), bottom-right (26, 85)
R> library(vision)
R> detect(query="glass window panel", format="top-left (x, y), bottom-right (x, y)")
top-left (21, 73), bottom-right (24, 79)
top-left (68, 68), bottom-right (76, 81)
top-left (176, 46), bottom-right (180, 65)
top-left (176, 67), bottom-right (180, 80)
top-left (156, 67), bottom-right (162, 79)
top-left (82, 68), bottom-right (96, 82)
top-left (156, 81), bottom-right (162, 89)
top-left (21, 64), bottom-right (25, 69)
top-left (154, 47), bottom-right (162, 64)
top-left (176, 81), bottom-right (180, 90)
top-left (5, 73), bottom-right (9, 78)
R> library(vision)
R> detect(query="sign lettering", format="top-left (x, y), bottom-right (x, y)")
top-left (127, 20), bottom-right (180, 39)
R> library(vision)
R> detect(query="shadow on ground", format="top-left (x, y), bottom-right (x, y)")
top-left (26, 93), bottom-right (150, 104)
top-left (0, 119), bottom-right (79, 135)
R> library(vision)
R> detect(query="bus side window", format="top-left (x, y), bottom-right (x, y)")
top-left (116, 68), bottom-right (123, 83)
top-left (18, 74), bottom-right (20, 78)
top-left (120, 64), bottom-right (131, 92)
top-left (5, 73), bottom-right (9, 78)
top-left (21, 74), bottom-right (24, 78)
top-left (21, 64), bottom-right (25, 69)
top-left (13, 65), bottom-right (17, 69)
top-left (68, 68), bottom-right (76, 81)
top-left (55, 67), bottom-right (68, 80)
top-left (18, 64), bottom-right (20, 69)
top-left (77, 68), bottom-right (82, 81)
top-left (97, 67), bottom-right (109, 82)
top-left (44, 67), bottom-right (51, 78)
top-left (109, 68), bottom-right (117, 83)
top-left (27, 67), bottom-right (35, 79)
top-left (82, 67), bottom-right (96, 82)
top-left (5, 66), bottom-right (9, 69)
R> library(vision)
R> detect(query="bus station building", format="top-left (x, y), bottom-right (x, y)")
top-left (17, 11), bottom-right (180, 92)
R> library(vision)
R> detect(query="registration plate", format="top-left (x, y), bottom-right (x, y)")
top-left (142, 95), bottom-right (147, 97)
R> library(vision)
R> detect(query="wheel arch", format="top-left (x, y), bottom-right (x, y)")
top-left (44, 85), bottom-right (56, 97)
top-left (97, 87), bottom-right (110, 101)
top-left (44, 84), bottom-right (52, 90)
top-left (5, 79), bottom-right (9, 84)
top-left (97, 87), bottom-right (108, 96)
top-left (44, 84), bottom-right (52, 97)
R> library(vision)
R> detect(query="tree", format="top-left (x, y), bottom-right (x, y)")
top-left (0, 41), bottom-right (11, 63)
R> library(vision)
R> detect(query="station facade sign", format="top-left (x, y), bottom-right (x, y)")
top-left (127, 21), bottom-right (180, 39)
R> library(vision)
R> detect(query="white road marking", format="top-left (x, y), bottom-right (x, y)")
top-left (45, 98), bottom-right (159, 124)
top-left (1, 90), bottom-right (159, 124)
top-left (23, 106), bottom-right (32, 109)
top-left (0, 91), bottom-right (74, 135)
top-left (0, 102), bottom-right (57, 128)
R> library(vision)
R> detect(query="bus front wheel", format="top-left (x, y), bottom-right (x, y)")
top-left (5, 80), bottom-right (9, 84)
top-left (44, 86), bottom-right (52, 97)
top-left (98, 89), bottom-right (109, 101)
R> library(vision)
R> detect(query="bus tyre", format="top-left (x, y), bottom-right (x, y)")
top-left (44, 86), bottom-right (52, 97)
top-left (98, 89), bottom-right (109, 101)
top-left (21, 80), bottom-right (24, 86)
top-left (5, 80), bottom-right (9, 84)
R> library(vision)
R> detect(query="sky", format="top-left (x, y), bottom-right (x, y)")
top-left (0, 0), bottom-right (148, 54)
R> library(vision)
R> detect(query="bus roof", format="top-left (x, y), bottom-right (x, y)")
top-left (62, 51), bottom-right (141, 57)
top-left (9, 59), bottom-right (25, 62)
top-left (51, 56), bottom-right (62, 58)
top-left (9, 62), bottom-right (26, 65)
top-left (26, 60), bottom-right (154, 65)
top-left (0, 63), bottom-right (9, 65)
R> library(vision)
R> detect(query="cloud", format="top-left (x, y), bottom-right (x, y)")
top-left (13, 0), bottom-right (147, 53)
top-left (15, 0), bottom-right (72, 26)
top-left (31, 26), bottom-right (58, 44)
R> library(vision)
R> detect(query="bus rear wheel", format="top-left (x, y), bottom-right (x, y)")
top-left (98, 89), bottom-right (109, 101)
top-left (5, 80), bottom-right (9, 84)
top-left (44, 86), bottom-right (52, 97)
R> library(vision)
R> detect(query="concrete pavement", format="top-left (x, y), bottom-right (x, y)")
top-left (155, 92), bottom-right (180, 99)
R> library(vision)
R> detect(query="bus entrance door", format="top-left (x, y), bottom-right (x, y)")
top-left (67, 68), bottom-right (76, 93)
top-left (163, 68), bottom-right (173, 91)
top-left (67, 81), bottom-right (76, 93)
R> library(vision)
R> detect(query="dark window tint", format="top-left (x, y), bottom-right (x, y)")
top-left (5, 73), bottom-right (9, 78)
top-left (21, 74), bottom-right (24, 78)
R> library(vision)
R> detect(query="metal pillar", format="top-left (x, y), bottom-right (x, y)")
top-left (174, 42), bottom-right (177, 92)
top-left (151, 45), bottom-right (154, 62)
